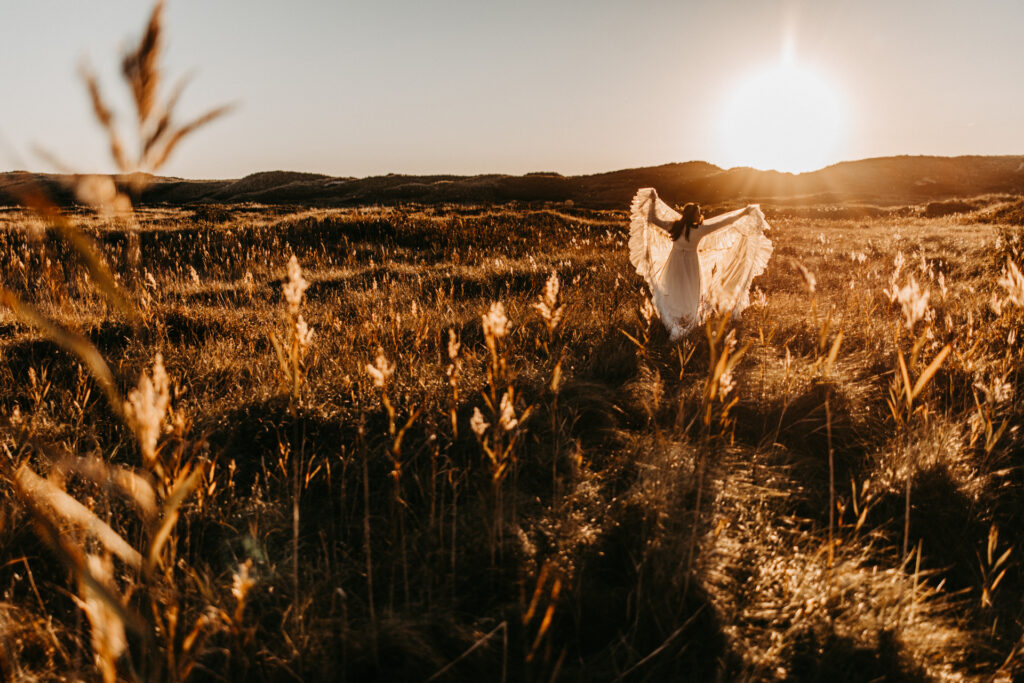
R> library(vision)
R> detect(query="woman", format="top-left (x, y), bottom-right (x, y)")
top-left (628, 188), bottom-right (773, 339)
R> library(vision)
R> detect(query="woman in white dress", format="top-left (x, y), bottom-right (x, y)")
top-left (629, 188), bottom-right (773, 339)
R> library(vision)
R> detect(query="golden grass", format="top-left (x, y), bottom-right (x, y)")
top-left (4, 3), bottom-right (1024, 679)
top-left (3, 201), bottom-right (1024, 680)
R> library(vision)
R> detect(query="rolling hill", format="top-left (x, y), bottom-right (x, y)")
top-left (2, 154), bottom-right (1023, 210)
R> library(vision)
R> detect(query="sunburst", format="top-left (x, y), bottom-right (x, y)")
top-left (717, 58), bottom-right (844, 173)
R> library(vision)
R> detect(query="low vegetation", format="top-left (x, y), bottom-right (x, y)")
top-left (2, 198), bottom-right (1024, 681)
top-left (5, 3), bottom-right (1024, 680)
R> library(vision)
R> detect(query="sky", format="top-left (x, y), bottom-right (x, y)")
top-left (2, 0), bottom-right (1023, 178)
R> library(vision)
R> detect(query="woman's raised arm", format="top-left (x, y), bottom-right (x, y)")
top-left (646, 198), bottom-right (677, 232)
top-left (686, 205), bottom-right (754, 243)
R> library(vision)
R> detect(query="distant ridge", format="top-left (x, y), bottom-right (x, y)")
top-left (2, 155), bottom-right (1023, 209)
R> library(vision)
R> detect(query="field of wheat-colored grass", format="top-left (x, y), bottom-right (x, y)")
top-left (2, 198), bottom-right (1024, 681)
top-left (5, 2), bottom-right (1024, 679)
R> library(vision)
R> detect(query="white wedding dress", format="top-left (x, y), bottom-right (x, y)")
top-left (629, 187), bottom-right (773, 338)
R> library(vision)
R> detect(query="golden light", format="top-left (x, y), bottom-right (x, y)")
top-left (717, 59), bottom-right (844, 173)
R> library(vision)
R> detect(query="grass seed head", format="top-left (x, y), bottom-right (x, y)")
top-left (447, 328), bottom-right (461, 360)
top-left (241, 270), bottom-right (255, 298)
top-left (470, 407), bottom-right (490, 436)
top-left (718, 368), bottom-right (736, 399)
top-left (893, 250), bottom-right (906, 275)
top-left (499, 389), bottom-right (518, 431)
top-left (366, 349), bottom-right (394, 388)
top-left (998, 258), bottom-right (1024, 307)
top-left (124, 353), bottom-right (170, 465)
top-left (640, 296), bottom-right (656, 326)
top-left (482, 301), bottom-right (508, 342)
top-left (295, 314), bottom-right (314, 353)
top-left (533, 271), bottom-right (564, 332)
top-left (895, 275), bottom-right (931, 330)
top-left (283, 255), bottom-right (309, 314)
top-left (231, 558), bottom-right (256, 604)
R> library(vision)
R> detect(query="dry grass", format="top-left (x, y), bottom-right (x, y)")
top-left (2, 200), bottom-right (1024, 681)
top-left (4, 4), bottom-right (1024, 680)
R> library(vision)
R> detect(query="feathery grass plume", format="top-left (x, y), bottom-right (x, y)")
top-left (470, 407), bottom-right (490, 437)
top-left (893, 249), bottom-right (906, 274)
top-left (295, 315), bottom-right (313, 352)
top-left (481, 300), bottom-right (514, 416)
top-left (270, 255), bottom-right (314, 400)
top-left (231, 559), bottom-right (256, 625)
top-left (998, 257), bottom-right (1024, 306)
top-left (80, 66), bottom-right (128, 173)
top-left (534, 272), bottom-right (569, 503)
top-left (240, 270), bottom-right (256, 299)
top-left (717, 366), bottom-right (736, 399)
top-left (79, 0), bottom-right (232, 181)
top-left (482, 301), bottom-right (509, 349)
top-left (499, 389), bottom-right (519, 431)
top-left (59, 0), bottom-right (230, 296)
top-left (122, 0), bottom-right (163, 126)
top-left (533, 271), bottom-right (564, 335)
top-left (124, 353), bottom-right (170, 468)
top-left (366, 349), bottom-right (395, 388)
top-left (640, 296), bottom-right (656, 326)
top-left (271, 257), bottom-right (315, 629)
top-left (886, 250), bottom-right (907, 298)
top-left (364, 342), bottom-right (419, 609)
top-left (283, 255), bottom-right (309, 315)
top-left (474, 298), bottom-right (531, 563)
top-left (448, 327), bottom-right (461, 362)
top-left (622, 294), bottom-right (658, 355)
top-left (894, 275), bottom-right (931, 330)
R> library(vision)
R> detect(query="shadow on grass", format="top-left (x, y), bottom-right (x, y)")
top-left (787, 628), bottom-right (928, 682)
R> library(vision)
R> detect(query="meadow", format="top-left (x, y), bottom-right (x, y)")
top-left (2, 195), bottom-right (1024, 681)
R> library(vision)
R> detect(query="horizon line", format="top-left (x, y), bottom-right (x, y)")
top-left (4, 152), bottom-right (1024, 182)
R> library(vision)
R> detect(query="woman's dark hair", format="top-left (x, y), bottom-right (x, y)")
top-left (673, 202), bottom-right (703, 241)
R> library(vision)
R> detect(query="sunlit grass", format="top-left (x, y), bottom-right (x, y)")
top-left (2, 199), bottom-right (1024, 680)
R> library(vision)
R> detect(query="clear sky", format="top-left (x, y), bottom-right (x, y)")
top-left (2, 0), bottom-right (1023, 177)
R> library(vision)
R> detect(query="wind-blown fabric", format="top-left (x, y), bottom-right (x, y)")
top-left (629, 187), bottom-right (773, 338)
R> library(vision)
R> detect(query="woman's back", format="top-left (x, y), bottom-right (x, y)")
top-left (629, 188), bottom-right (773, 337)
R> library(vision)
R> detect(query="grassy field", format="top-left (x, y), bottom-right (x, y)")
top-left (2, 199), bottom-right (1024, 681)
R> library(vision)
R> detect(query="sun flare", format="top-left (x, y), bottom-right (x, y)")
top-left (717, 60), bottom-right (844, 174)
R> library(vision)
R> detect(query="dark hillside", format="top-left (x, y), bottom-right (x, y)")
top-left (2, 155), bottom-right (1024, 209)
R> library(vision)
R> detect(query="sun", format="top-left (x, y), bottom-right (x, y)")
top-left (717, 59), bottom-right (844, 174)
